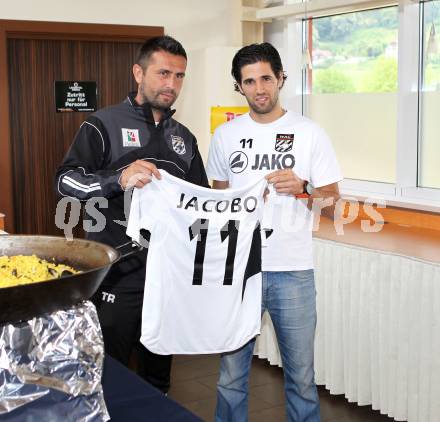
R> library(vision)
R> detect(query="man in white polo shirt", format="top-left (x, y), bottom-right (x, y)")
top-left (207, 43), bottom-right (343, 422)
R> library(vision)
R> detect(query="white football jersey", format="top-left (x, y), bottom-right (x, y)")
top-left (207, 111), bottom-right (343, 271)
top-left (127, 170), bottom-right (268, 354)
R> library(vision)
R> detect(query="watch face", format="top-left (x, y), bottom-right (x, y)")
top-left (306, 182), bottom-right (314, 195)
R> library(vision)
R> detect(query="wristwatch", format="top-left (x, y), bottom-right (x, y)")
top-left (295, 180), bottom-right (313, 198)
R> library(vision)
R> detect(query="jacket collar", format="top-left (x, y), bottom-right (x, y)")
top-left (126, 91), bottom-right (176, 123)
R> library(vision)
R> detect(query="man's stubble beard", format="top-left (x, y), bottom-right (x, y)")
top-left (139, 84), bottom-right (176, 112)
top-left (246, 90), bottom-right (279, 116)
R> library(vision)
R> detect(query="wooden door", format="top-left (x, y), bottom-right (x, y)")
top-left (0, 21), bottom-right (163, 234)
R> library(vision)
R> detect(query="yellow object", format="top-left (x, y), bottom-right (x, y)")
top-left (210, 106), bottom-right (249, 134)
top-left (0, 255), bottom-right (79, 288)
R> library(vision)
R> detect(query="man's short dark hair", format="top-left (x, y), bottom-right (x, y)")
top-left (136, 35), bottom-right (187, 69)
top-left (231, 42), bottom-right (287, 92)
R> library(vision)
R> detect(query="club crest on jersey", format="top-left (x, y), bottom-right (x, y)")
top-left (229, 151), bottom-right (249, 173)
top-left (171, 135), bottom-right (186, 155)
top-left (122, 128), bottom-right (141, 147)
top-left (275, 134), bottom-right (294, 152)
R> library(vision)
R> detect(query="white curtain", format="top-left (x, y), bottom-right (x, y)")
top-left (254, 238), bottom-right (440, 422)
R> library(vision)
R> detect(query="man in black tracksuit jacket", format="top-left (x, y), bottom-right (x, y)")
top-left (55, 36), bottom-right (209, 393)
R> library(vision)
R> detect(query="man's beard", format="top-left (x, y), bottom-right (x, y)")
top-left (140, 85), bottom-right (176, 111)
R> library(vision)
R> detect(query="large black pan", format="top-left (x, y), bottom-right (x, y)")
top-left (0, 235), bottom-right (137, 325)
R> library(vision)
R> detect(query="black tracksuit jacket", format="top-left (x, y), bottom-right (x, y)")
top-left (55, 92), bottom-right (209, 289)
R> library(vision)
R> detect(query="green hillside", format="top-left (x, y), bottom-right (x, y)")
top-left (309, 5), bottom-right (440, 93)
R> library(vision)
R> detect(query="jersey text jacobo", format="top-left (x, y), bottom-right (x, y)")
top-left (176, 194), bottom-right (258, 213)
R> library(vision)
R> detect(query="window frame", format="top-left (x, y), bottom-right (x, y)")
top-left (276, 0), bottom-right (440, 211)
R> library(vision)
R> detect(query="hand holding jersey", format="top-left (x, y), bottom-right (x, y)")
top-left (265, 168), bottom-right (340, 212)
top-left (119, 159), bottom-right (161, 190)
top-left (265, 168), bottom-right (306, 195)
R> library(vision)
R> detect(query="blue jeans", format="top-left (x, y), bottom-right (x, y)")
top-left (215, 270), bottom-right (320, 422)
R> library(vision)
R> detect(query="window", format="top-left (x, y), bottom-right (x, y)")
top-left (271, 0), bottom-right (440, 209)
top-left (419, 0), bottom-right (440, 189)
top-left (304, 7), bottom-right (399, 184)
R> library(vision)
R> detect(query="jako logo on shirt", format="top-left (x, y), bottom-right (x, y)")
top-left (229, 150), bottom-right (295, 172)
top-left (275, 134), bottom-right (294, 152)
top-left (229, 151), bottom-right (249, 173)
top-left (171, 135), bottom-right (186, 155)
top-left (122, 128), bottom-right (141, 147)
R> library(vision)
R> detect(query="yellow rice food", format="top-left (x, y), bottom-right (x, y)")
top-left (0, 255), bottom-right (79, 288)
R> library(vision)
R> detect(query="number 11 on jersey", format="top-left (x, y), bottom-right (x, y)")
top-left (189, 219), bottom-right (240, 286)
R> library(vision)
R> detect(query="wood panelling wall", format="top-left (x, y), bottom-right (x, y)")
top-left (8, 39), bottom-right (143, 234)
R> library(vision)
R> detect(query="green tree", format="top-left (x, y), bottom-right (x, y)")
top-left (368, 8), bottom-right (398, 29)
top-left (313, 68), bottom-right (355, 93)
top-left (313, 7), bottom-right (398, 57)
top-left (362, 57), bottom-right (397, 92)
top-left (315, 14), bottom-right (358, 41)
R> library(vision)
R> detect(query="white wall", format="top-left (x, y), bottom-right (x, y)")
top-left (0, 0), bottom-right (240, 49)
top-left (265, 17), bottom-right (304, 114)
top-left (179, 47), bottom-right (249, 159)
top-left (0, 0), bottom-right (243, 156)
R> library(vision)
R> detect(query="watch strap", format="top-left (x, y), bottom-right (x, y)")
top-left (295, 180), bottom-right (311, 198)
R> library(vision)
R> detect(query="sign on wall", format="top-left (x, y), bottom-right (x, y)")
top-left (210, 106), bottom-right (249, 133)
top-left (54, 81), bottom-right (97, 112)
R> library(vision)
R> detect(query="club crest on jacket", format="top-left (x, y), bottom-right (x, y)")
top-left (172, 135), bottom-right (186, 155)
